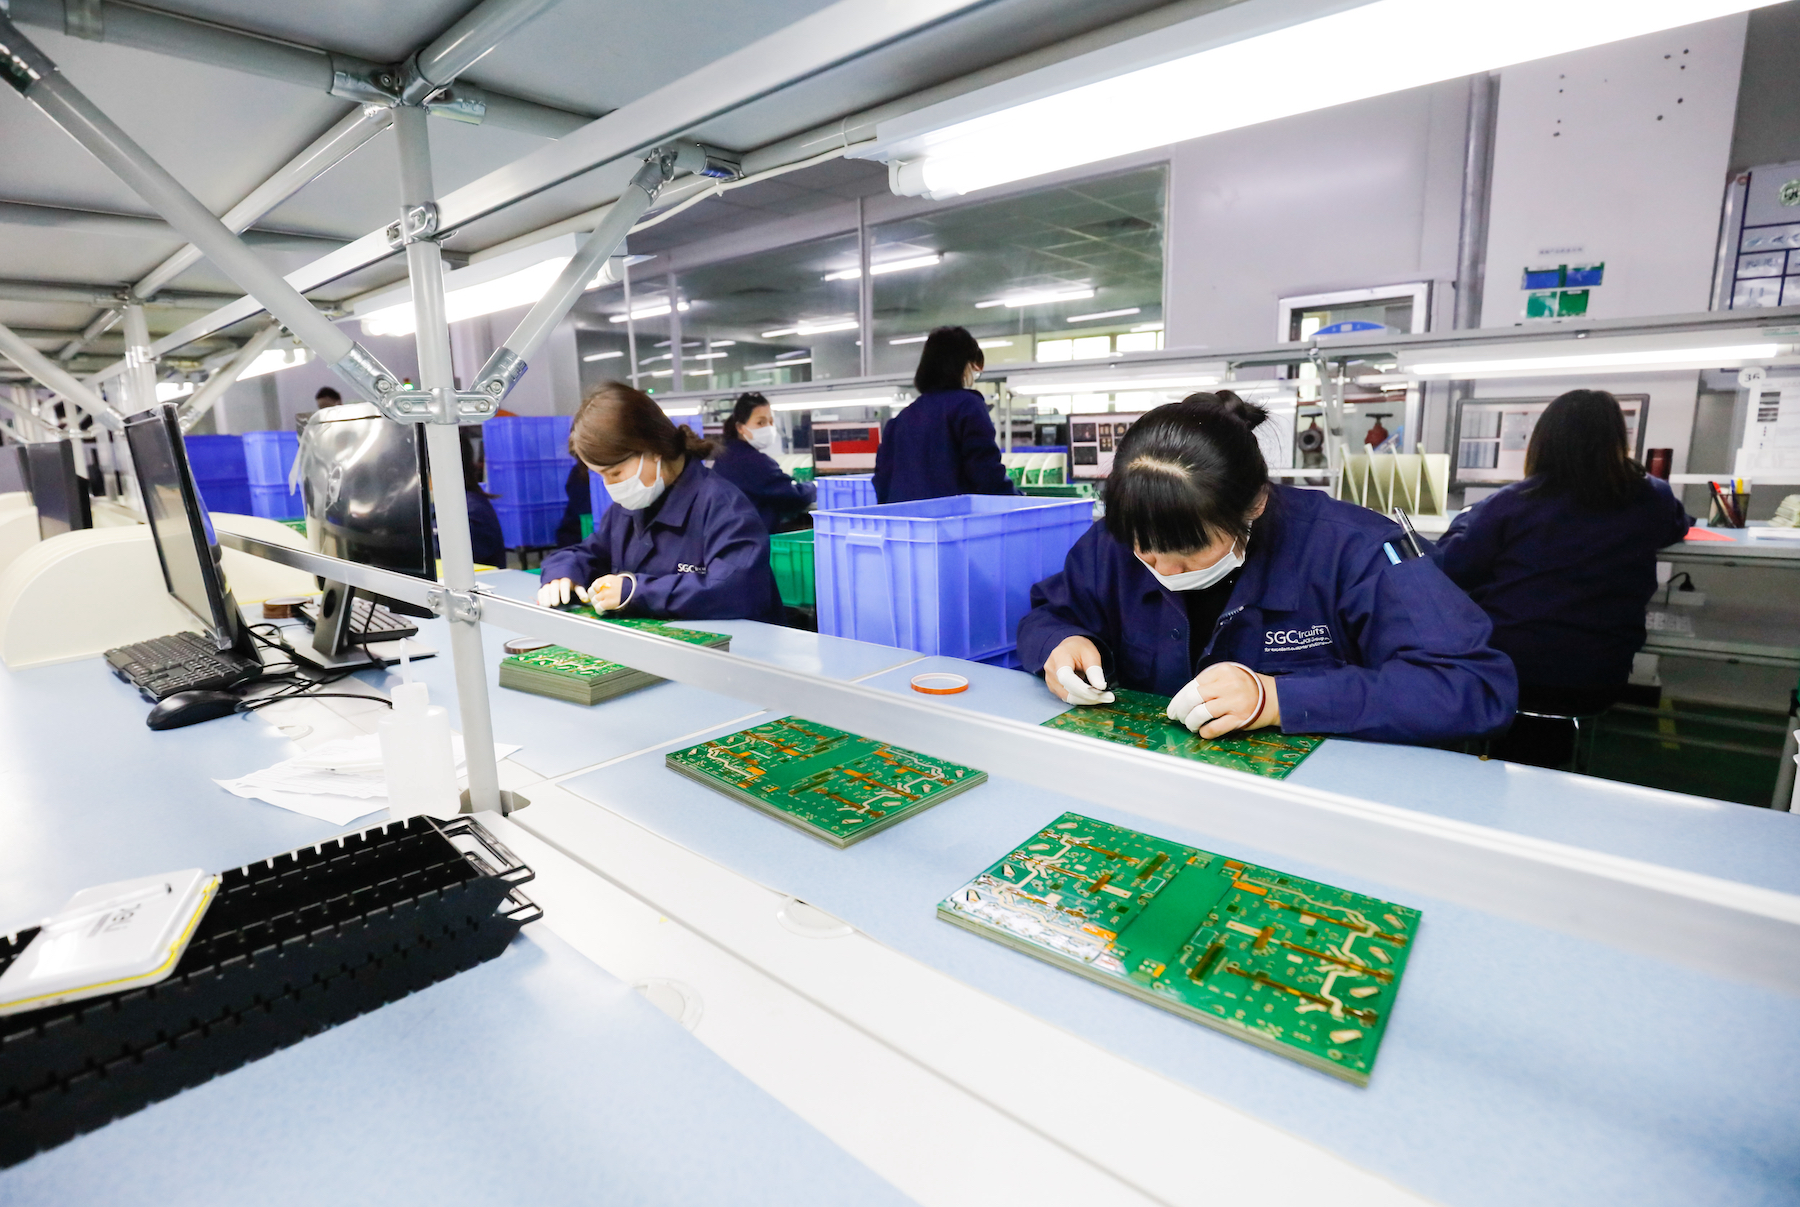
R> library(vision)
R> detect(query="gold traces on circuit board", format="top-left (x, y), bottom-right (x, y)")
top-left (1349, 986), bottom-right (1379, 998)
top-left (1221, 964), bottom-right (1379, 1025)
top-left (1279, 939), bottom-right (1393, 982)
top-left (1133, 852), bottom-right (1168, 882)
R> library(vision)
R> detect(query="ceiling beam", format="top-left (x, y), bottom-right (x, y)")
top-left (0, 277), bottom-right (239, 308)
top-left (0, 197), bottom-right (344, 253)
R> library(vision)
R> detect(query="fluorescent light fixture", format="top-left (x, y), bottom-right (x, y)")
top-left (655, 339), bottom-right (704, 348)
top-left (978, 339), bottom-right (1014, 349)
top-left (362, 259), bottom-right (575, 337)
top-left (860, 0), bottom-right (1775, 200)
top-left (769, 395), bottom-right (898, 412)
top-left (1405, 343), bottom-right (1783, 378)
top-left (888, 334), bottom-right (929, 345)
top-left (645, 369), bottom-right (674, 377)
top-left (710, 340), bottom-right (737, 348)
top-left (642, 353), bottom-right (673, 363)
top-left (761, 319), bottom-right (860, 338)
top-left (775, 349), bottom-right (811, 360)
top-left (748, 358), bottom-right (813, 369)
top-left (974, 287), bottom-right (1095, 309)
top-left (154, 381), bottom-right (195, 402)
top-left (582, 350), bottom-right (624, 362)
top-left (240, 347), bottom-right (312, 380)
top-left (610, 301), bottom-right (690, 323)
top-left (660, 407), bottom-right (701, 416)
top-left (1008, 372), bottom-right (1223, 397)
top-left (689, 351), bottom-right (729, 361)
top-left (1067, 307), bottom-right (1141, 323)
top-left (821, 253), bottom-right (943, 282)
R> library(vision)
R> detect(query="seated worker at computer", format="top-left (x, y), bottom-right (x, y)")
top-left (536, 383), bottom-right (784, 623)
top-left (1017, 392), bottom-right (1516, 745)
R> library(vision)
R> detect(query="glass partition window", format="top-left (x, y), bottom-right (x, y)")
top-left (871, 166), bottom-right (1166, 379)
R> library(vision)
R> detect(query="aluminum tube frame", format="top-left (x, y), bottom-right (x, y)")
top-left (214, 529), bottom-right (1800, 997)
top-left (392, 104), bottom-right (505, 815)
top-left (0, 319), bottom-right (121, 429)
top-left (409, 0), bottom-right (562, 97)
top-left (177, 323), bottom-right (280, 432)
top-left (120, 302), bottom-right (153, 412)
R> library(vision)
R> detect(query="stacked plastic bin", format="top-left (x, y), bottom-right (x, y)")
top-left (242, 430), bottom-right (302, 519)
top-left (814, 474), bottom-right (876, 510)
top-left (483, 415), bottom-right (572, 548)
top-left (813, 494), bottom-right (1092, 665)
top-left (182, 434), bottom-right (251, 515)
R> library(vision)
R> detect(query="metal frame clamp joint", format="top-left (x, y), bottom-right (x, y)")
top-left (385, 202), bottom-right (442, 249)
top-left (425, 585), bottom-right (484, 624)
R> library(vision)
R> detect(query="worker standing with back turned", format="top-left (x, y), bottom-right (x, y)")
top-left (873, 326), bottom-right (1019, 503)
top-left (1435, 388), bottom-right (1691, 767)
top-left (1018, 392), bottom-right (1516, 744)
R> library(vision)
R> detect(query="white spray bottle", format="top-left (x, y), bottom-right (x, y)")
top-left (379, 642), bottom-right (460, 820)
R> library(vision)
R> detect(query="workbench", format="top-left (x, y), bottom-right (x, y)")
top-left (1, 569), bottom-right (1795, 1207)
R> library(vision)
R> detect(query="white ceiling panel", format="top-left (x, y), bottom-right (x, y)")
top-left (144, 0), bottom-right (475, 68)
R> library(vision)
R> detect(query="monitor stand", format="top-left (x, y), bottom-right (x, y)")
top-left (297, 580), bottom-right (377, 670)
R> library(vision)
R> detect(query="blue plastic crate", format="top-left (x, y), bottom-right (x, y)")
top-left (183, 434), bottom-right (246, 482)
top-left (194, 480), bottom-right (253, 515)
top-left (483, 415), bottom-right (572, 462)
top-left (484, 459), bottom-right (570, 505)
top-left (813, 494), bottom-right (1093, 660)
top-left (493, 500), bottom-right (565, 548)
top-left (242, 430), bottom-right (298, 486)
top-left (815, 474), bottom-right (875, 510)
top-left (249, 483), bottom-right (303, 519)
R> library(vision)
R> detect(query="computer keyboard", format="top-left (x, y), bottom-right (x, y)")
top-left (104, 631), bottom-right (262, 702)
top-left (296, 596), bottom-right (420, 643)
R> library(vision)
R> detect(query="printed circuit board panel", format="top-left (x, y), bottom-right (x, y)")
top-left (1042, 688), bottom-right (1322, 778)
top-left (938, 812), bottom-right (1419, 1084)
top-left (666, 717), bottom-right (986, 847)
top-left (498, 615), bottom-right (728, 705)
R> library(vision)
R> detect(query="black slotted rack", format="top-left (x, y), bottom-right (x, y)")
top-left (0, 815), bottom-right (539, 1168)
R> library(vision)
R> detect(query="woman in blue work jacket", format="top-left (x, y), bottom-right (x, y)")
top-left (1018, 392), bottom-right (1516, 744)
top-left (536, 383), bottom-right (785, 623)
top-left (873, 326), bottom-right (1019, 503)
top-left (711, 391), bottom-right (816, 532)
top-left (1435, 388), bottom-right (1690, 765)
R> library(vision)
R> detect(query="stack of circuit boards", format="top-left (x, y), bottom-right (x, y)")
top-left (1043, 687), bottom-right (1322, 778)
top-left (667, 717), bottom-right (986, 847)
top-left (498, 615), bottom-right (729, 705)
top-left (939, 812), bottom-right (1418, 1084)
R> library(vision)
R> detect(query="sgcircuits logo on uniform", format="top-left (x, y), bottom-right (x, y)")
top-left (677, 563), bottom-right (705, 575)
top-left (1264, 624), bottom-right (1332, 653)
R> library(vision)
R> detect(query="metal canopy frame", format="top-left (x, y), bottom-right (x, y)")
top-left (1, 0), bottom-right (1797, 1000)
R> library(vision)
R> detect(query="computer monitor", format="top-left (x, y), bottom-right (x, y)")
top-left (25, 439), bottom-right (93, 540)
top-left (295, 401), bottom-right (434, 665)
top-left (122, 405), bottom-right (251, 657)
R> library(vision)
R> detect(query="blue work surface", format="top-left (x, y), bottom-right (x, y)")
top-left (0, 928), bottom-right (912, 1207)
top-left (400, 571), bottom-right (920, 780)
top-left (556, 659), bottom-right (1800, 1207)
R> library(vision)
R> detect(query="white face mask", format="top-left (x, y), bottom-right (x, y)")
top-left (747, 425), bottom-right (779, 454)
top-left (605, 454), bottom-right (665, 511)
top-left (1140, 543), bottom-right (1243, 593)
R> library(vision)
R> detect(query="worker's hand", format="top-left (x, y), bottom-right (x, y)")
top-left (1045, 635), bottom-right (1113, 705)
top-left (1168, 663), bottom-right (1280, 738)
top-left (588, 574), bottom-right (630, 612)
top-left (536, 577), bottom-right (587, 608)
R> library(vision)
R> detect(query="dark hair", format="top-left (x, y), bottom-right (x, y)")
top-left (913, 326), bottom-right (984, 393)
top-left (314, 386), bottom-right (341, 404)
top-left (459, 427), bottom-right (490, 495)
top-left (570, 381), bottom-right (715, 467)
top-left (1103, 391), bottom-right (1270, 553)
top-left (722, 391), bottom-right (771, 445)
top-left (1524, 388), bottom-right (1644, 509)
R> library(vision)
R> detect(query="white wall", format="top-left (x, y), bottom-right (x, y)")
top-left (1479, 15), bottom-right (1746, 326)
top-left (1163, 79), bottom-right (1469, 351)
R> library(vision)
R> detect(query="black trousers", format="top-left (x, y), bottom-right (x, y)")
top-left (1489, 683), bottom-right (1624, 770)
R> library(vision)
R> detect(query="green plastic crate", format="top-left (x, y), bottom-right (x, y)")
top-left (1021, 483), bottom-right (1094, 498)
top-left (769, 529), bottom-right (815, 608)
top-left (792, 466), bottom-right (815, 482)
top-left (579, 512), bottom-right (594, 539)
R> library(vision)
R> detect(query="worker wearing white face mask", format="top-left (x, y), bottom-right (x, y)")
top-left (537, 383), bottom-right (785, 623)
top-left (1017, 392), bottom-right (1516, 746)
top-left (710, 390), bottom-right (816, 534)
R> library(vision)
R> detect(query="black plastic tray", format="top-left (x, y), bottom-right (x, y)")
top-left (0, 815), bottom-right (538, 1168)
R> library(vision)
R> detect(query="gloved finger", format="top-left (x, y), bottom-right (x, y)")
top-left (1057, 665), bottom-right (1109, 705)
top-left (574, 582), bottom-right (591, 603)
top-left (558, 578), bottom-right (572, 605)
top-left (1198, 711), bottom-right (1246, 739)
top-left (1179, 698), bottom-right (1216, 734)
top-left (1083, 664), bottom-right (1109, 692)
top-left (1168, 680), bottom-right (1205, 724)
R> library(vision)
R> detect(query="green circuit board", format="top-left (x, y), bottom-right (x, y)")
top-left (1043, 688), bottom-right (1322, 779)
top-left (938, 812), bottom-right (1419, 1085)
top-left (498, 616), bottom-right (728, 705)
top-left (666, 717), bottom-right (986, 847)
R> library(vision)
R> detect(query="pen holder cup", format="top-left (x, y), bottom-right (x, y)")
top-left (1709, 490), bottom-right (1749, 528)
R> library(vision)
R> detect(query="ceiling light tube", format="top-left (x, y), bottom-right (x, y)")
top-left (610, 301), bottom-right (691, 323)
top-left (1067, 307), bottom-right (1141, 323)
top-left (1405, 343), bottom-right (1784, 378)
top-left (239, 346), bottom-right (312, 379)
top-left (861, 0), bottom-right (1776, 200)
top-left (760, 318), bottom-right (859, 338)
top-left (822, 253), bottom-right (944, 281)
top-left (889, 334), bottom-right (929, 345)
top-left (1008, 373), bottom-right (1220, 396)
top-left (748, 358), bottom-right (814, 369)
top-left (978, 339), bottom-right (1014, 349)
top-left (974, 287), bottom-right (1095, 309)
top-left (582, 350), bottom-right (625, 362)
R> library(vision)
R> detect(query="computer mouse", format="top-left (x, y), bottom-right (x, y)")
top-left (146, 689), bottom-right (242, 731)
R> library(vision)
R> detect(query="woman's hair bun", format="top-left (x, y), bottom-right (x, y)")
top-left (1210, 389), bottom-right (1269, 431)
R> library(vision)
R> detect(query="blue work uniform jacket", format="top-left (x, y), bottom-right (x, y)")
top-left (1433, 474), bottom-right (1691, 689)
top-left (466, 489), bottom-right (506, 568)
top-left (1017, 486), bottom-right (1517, 743)
top-left (873, 388), bottom-right (1019, 503)
top-left (539, 457), bottom-right (784, 624)
top-left (711, 438), bottom-right (816, 532)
